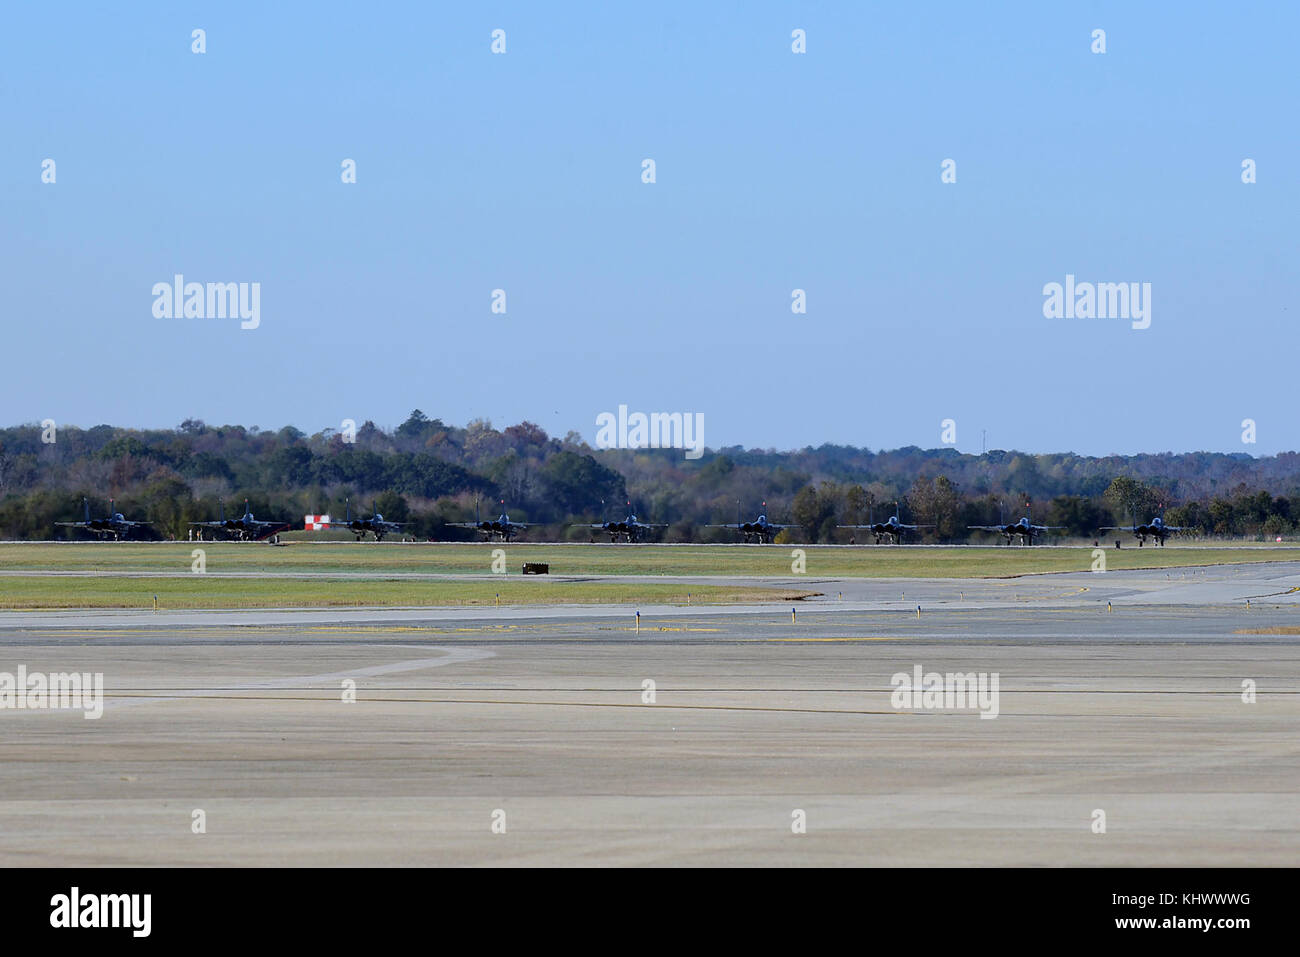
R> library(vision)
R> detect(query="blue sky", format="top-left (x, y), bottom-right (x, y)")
top-left (4, 2), bottom-right (1296, 456)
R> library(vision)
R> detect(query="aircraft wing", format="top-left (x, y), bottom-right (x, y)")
top-left (966, 525), bottom-right (1005, 532)
top-left (249, 522), bottom-right (290, 539)
top-left (902, 524), bottom-right (935, 529)
top-left (54, 522), bottom-right (88, 527)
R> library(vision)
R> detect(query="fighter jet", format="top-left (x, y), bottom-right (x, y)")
top-left (838, 502), bottom-right (934, 544)
top-left (578, 501), bottom-right (667, 543)
top-left (336, 499), bottom-right (406, 542)
top-left (55, 497), bottom-right (151, 541)
top-left (707, 502), bottom-right (788, 544)
top-left (1099, 512), bottom-right (1187, 547)
top-left (967, 504), bottom-right (1063, 545)
top-left (446, 498), bottom-right (532, 542)
top-left (189, 499), bottom-right (290, 542)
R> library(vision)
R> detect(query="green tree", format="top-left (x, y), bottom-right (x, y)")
top-left (845, 484), bottom-right (874, 525)
top-left (792, 483), bottom-right (838, 542)
top-left (1104, 476), bottom-right (1156, 525)
top-left (1046, 495), bottom-right (1106, 537)
top-left (540, 451), bottom-right (626, 517)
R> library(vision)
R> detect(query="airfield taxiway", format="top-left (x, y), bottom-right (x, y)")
top-left (1, 561), bottom-right (1296, 865)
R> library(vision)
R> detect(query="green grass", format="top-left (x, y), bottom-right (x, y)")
top-left (0, 576), bottom-right (819, 610)
top-left (2, 540), bottom-right (1295, 609)
top-left (2, 541), bottom-right (1298, 579)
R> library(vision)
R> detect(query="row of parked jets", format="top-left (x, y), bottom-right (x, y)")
top-left (52, 497), bottom-right (1187, 547)
top-left (836, 503), bottom-right (1185, 547)
top-left (55, 497), bottom-right (400, 543)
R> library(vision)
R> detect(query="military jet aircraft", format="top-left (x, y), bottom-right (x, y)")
top-left (336, 499), bottom-right (406, 542)
top-left (838, 502), bottom-right (934, 544)
top-left (707, 502), bottom-right (788, 544)
top-left (967, 504), bottom-right (1063, 545)
top-left (446, 498), bottom-right (532, 542)
top-left (1099, 512), bottom-right (1187, 547)
top-left (578, 501), bottom-right (667, 543)
top-left (189, 499), bottom-right (290, 542)
top-left (55, 497), bottom-right (151, 541)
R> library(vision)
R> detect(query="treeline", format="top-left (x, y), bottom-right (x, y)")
top-left (1, 412), bottom-right (1298, 541)
top-left (783, 476), bottom-right (1299, 542)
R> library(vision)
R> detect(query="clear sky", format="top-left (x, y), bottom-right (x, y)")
top-left (4, 2), bottom-right (1296, 457)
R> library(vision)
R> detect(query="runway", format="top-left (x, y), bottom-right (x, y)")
top-left (1, 562), bottom-right (1297, 865)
